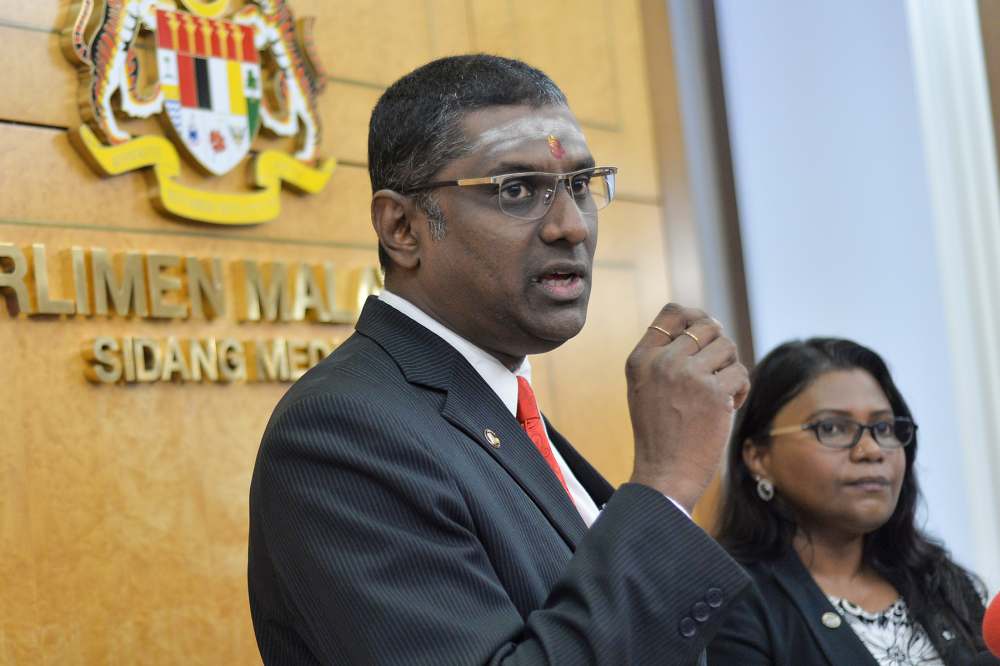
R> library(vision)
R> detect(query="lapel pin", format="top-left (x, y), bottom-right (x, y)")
top-left (484, 429), bottom-right (501, 448)
top-left (821, 612), bottom-right (842, 629)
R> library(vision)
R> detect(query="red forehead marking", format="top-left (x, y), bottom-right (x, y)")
top-left (547, 134), bottom-right (566, 159)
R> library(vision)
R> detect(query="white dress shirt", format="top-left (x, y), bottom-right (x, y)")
top-left (378, 290), bottom-right (602, 527)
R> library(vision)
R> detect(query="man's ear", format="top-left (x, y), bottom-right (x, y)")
top-left (742, 438), bottom-right (772, 480)
top-left (372, 190), bottom-right (421, 270)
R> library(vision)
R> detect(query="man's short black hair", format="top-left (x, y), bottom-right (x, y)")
top-left (368, 54), bottom-right (569, 270)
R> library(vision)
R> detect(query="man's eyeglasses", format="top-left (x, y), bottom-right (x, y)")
top-left (402, 166), bottom-right (618, 221)
top-left (768, 416), bottom-right (917, 450)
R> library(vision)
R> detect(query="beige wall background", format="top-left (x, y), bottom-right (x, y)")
top-left (0, 1), bottom-right (695, 663)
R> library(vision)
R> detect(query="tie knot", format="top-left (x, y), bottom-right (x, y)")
top-left (516, 376), bottom-right (541, 425)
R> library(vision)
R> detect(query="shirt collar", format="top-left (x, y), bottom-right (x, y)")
top-left (378, 289), bottom-right (530, 417)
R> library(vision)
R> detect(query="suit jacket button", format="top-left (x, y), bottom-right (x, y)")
top-left (821, 612), bottom-right (842, 629)
top-left (692, 601), bottom-right (710, 622)
top-left (679, 617), bottom-right (697, 638)
top-left (706, 587), bottom-right (723, 608)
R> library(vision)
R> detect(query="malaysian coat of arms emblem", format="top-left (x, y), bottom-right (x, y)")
top-left (61, 0), bottom-right (334, 224)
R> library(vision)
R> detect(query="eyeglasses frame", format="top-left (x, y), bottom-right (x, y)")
top-left (401, 166), bottom-right (618, 221)
top-left (767, 416), bottom-right (917, 450)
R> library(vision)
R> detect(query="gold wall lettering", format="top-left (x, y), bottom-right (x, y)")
top-left (186, 257), bottom-right (227, 319)
top-left (83, 336), bottom-right (341, 384)
top-left (2, 241), bottom-right (381, 385)
top-left (0, 242), bottom-right (382, 323)
top-left (90, 248), bottom-right (149, 317)
top-left (28, 243), bottom-right (75, 315)
top-left (0, 242), bottom-right (32, 315)
top-left (233, 260), bottom-right (291, 322)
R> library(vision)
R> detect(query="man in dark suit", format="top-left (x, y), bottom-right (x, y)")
top-left (248, 54), bottom-right (751, 664)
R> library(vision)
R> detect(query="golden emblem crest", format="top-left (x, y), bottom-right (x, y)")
top-left (61, 0), bottom-right (335, 225)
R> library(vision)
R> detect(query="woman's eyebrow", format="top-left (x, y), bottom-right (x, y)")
top-left (803, 408), bottom-right (893, 420)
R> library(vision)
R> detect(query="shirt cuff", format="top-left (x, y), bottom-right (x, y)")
top-left (665, 495), bottom-right (693, 520)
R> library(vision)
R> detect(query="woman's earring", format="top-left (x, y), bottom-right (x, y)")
top-left (755, 476), bottom-right (774, 502)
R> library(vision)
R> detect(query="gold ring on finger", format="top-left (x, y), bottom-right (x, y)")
top-left (682, 330), bottom-right (702, 350)
top-left (648, 325), bottom-right (674, 341)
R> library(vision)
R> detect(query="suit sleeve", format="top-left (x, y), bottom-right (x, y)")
top-left (706, 582), bottom-right (776, 665)
top-left (251, 393), bottom-right (749, 665)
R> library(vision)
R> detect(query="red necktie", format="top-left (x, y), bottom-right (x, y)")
top-left (516, 376), bottom-right (574, 502)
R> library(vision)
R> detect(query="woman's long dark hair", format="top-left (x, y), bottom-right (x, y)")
top-left (715, 338), bottom-right (986, 650)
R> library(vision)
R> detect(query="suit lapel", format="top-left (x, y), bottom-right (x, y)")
top-left (440, 362), bottom-right (588, 549)
top-left (545, 419), bottom-right (614, 507)
top-left (769, 551), bottom-right (880, 666)
top-left (355, 297), bottom-right (589, 551)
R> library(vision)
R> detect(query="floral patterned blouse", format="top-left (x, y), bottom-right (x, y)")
top-left (827, 595), bottom-right (945, 666)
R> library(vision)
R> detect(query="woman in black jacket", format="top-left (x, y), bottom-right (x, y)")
top-left (708, 338), bottom-right (991, 665)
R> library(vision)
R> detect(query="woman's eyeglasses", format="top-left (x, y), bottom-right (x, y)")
top-left (768, 416), bottom-right (917, 449)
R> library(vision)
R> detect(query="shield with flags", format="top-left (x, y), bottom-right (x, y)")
top-left (154, 9), bottom-right (262, 176)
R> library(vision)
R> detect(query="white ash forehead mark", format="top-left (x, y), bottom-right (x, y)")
top-left (471, 116), bottom-right (587, 156)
